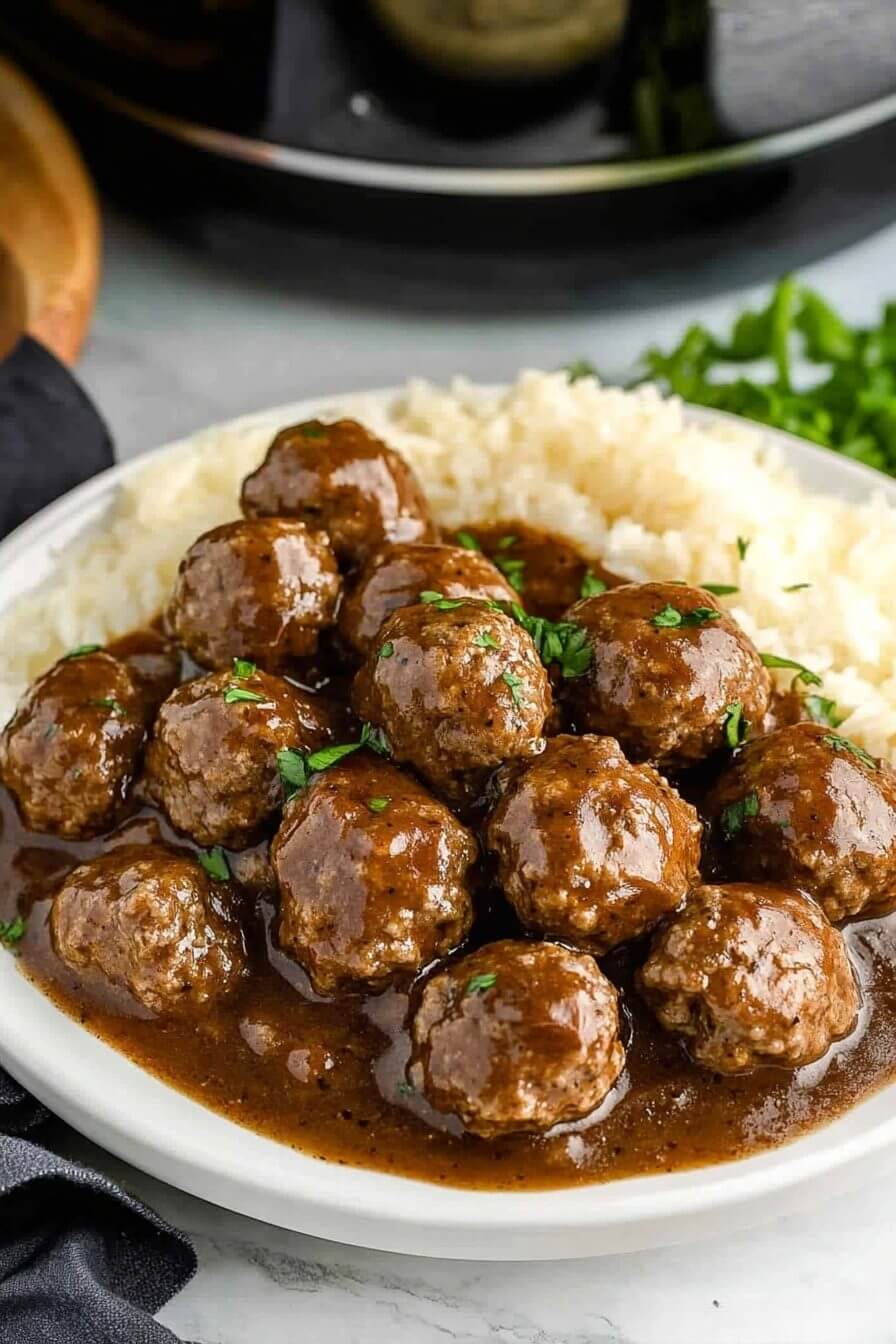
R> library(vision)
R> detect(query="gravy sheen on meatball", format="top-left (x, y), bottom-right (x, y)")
top-left (485, 734), bottom-right (701, 953)
top-left (144, 667), bottom-right (334, 849)
top-left (50, 844), bottom-right (247, 1016)
top-left (240, 418), bottom-right (435, 567)
top-left (339, 542), bottom-right (517, 655)
top-left (273, 754), bottom-right (476, 995)
top-left (0, 651), bottom-right (146, 838)
top-left (166, 518), bottom-right (341, 672)
top-left (706, 720), bottom-right (896, 922)
top-left (409, 940), bottom-right (624, 1137)
top-left (563, 582), bottom-right (771, 769)
top-left (352, 598), bottom-right (551, 803)
top-left (638, 882), bottom-right (859, 1073)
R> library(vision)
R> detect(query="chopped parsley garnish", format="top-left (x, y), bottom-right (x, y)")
top-left (722, 701), bottom-right (749, 748)
top-left (564, 359), bottom-right (599, 384)
top-left (782, 583), bottom-right (812, 592)
top-left (63, 643), bottom-right (102, 660)
top-left (494, 555), bottom-right (526, 593)
top-left (367, 796), bottom-right (391, 813)
top-left (396, 1081), bottom-right (415, 1097)
top-left (307, 742), bottom-right (365, 771)
top-left (473, 630), bottom-right (500, 650)
top-left (502, 603), bottom-right (592, 679)
top-left (501, 670), bottom-right (525, 707)
top-left (223, 687), bottom-right (267, 705)
top-left (760, 653), bottom-right (822, 687)
top-left (299, 422), bottom-right (327, 439)
top-left (496, 535), bottom-right (517, 551)
top-left (198, 847), bottom-right (229, 881)
top-left (277, 748), bottom-right (310, 798)
top-left (360, 722), bottom-right (391, 757)
top-left (580, 570), bottom-right (607, 599)
top-left (701, 583), bottom-right (739, 596)
top-left (736, 536), bottom-right (751, 561)
top-left (720, 790), bottom-right (759, 839)
top-left (650, 604), bottom-right (721, 629)
top-left (466, 972), bottom-right (498, 995)
top-left (0, 916), bottom-right (26, 947)
top-left (804, 695), bottom-right (846, 728)
top-left (232, 658), bottom-right (257, 680)
top-left (823, 733), bottom-right (877, 770)
top-left (88, 697), bottom-right (125, 717)
top-left (419, 590), bottom-right (466, 610)
top-left (378, 642), bottom-right (394, 659)
top-left (455, 530), bottom-right (481, 551)
top-left (278, 726), bottom-right (392, 800)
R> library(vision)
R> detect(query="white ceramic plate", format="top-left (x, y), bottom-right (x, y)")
top-left (2, 391), bottom-right (896, 1261)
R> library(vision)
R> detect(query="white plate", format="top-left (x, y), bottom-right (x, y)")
top-left (2, 391), bottom-right (895, 1261)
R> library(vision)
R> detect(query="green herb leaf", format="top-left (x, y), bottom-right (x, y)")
top-left (299, 422), bottom-right (327, 439)
top-left (499, 602), bottom-right (592, 679)
top-left (651, 604), bottom-right (682, 628)
top-left (494, 555), bottom-right (526, 593)
top-left (760, 653), bottom-right (823, 687)
top-left (87, 697), bottom-right (125, 717)
top-left (501, 670), bottom-right (525, 706)
top-left (822, 733), bottom-right (877, 770)
top-left (224, 687), bottom-right (267, 704)
top-left (496, 535), bottom-right (517, 551)
top-left (396, 1081), bottom-right (415, 1097)
top-left (367, 796), bottom-right (391, 813)
top-left (701, 583), bottom-right (739, 596)
top-left (804, 695), bottom-right (846, 728)
top-left (466, 971), bottom-right (498, 995)
top-left (378, 642), bottom-right (394, 659)
top-left (306, 742), bottom-right (363, 771)
top-left (720, 790), bottom-right (760, 840)
top-left (736, 536), bottom-right (751, 561)
top-left (650, 604), bottom-right (721, 630)
top-left (232, 658), bottom-right (257, 680)
top-left (473, 630), bottom-right (500, 650)
top-left (419, 590), bottom-right (466, 611)
top-left (277, 747), bottom-right (309, 798)
top-left (564, 359), bottom-right (599, 384)
top-left (559, 625), bottom-right (592, 679)
top-left (723, 701), bottom-right (749, 748)
top-left (0, 915), bottom-right (26, 947)
top-left (63, 643), bottom-right (102, 660)
top-left (198, 847), bottom-right (230, 881)
top-left (455, 530), bottom-right (481, 551)
top-left (782, 583), bottom-right (812, 593)
top-left (580, 570), bottom-right (607, 598)
top-left (360, 722), bottom-right (392, 757)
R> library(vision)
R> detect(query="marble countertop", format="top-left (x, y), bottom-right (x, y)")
top-left (69, 207), bottom-right (896, 1343)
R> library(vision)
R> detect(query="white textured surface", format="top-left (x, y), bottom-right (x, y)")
top-left (72, 208), bottom-right (896, 1340)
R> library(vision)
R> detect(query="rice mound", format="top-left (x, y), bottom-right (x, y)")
top-left (2, 370), bottom-right (895, 762)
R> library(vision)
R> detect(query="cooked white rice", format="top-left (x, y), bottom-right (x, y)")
top-left (2, 370), bottom-right (896, 761)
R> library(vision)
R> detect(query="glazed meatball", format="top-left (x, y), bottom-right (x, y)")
top-left (638, 883), bottom-right (859, 1073)
top-left (706, 721), bottom-right (896, 922)
top-left (166, 518), bottom-right (341, 672)
top-left (240, 418), bottom-right (435, 567)
top-left (272, 754), bottom-right (476, 995)
top-left (352, 598), bottom-right (551, 803)
top-left (0, 651), bottom-right (146, 838)
top-left (339, 542), bottom-right (517, 656)
top-left (106, 627), bottom-right (181, 715)
top-left (409, 940), bottom-right (624, 1137)
top-left (563, 582), bottom-right (771, 769)
top-left (144, 667), bottom-right (333, 849)
top-left (485, 735), bottom-right (702, 953)
top-left (50, 844), bottom-right (246, 1016)
top-left (453, 521), bottom-right (624, 620)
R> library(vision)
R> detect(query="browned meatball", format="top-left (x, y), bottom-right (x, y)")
top-left (144, 667), bottom-right (333, 849)
top-left (563, 582), bottom-right (771, 769)
top-left (0, 651), bottom-right (146, 838)
top-left (339, 542), bottom-right (517, 656)
top-left (166, 518), bottom-right (341, 672)
top-left (453, 520), bottom-right (624, 620)
top-left (638, 883), bottom-right (859, 1073)
top-left (50, 844), bottom-right (246, 1016)
top-left (705, 721), bottom-right (896, 922)
top-left (485, 734), bottom-right (701, 953)
top-left (409, 940), bottom-right (624, 1137)
top-left (240, 418), bottom-right (436, 567)
top-left (106, 627), bottom-right (181, 715)
top-left (272, 754), bottom-right (476, 995)
top-left (352, 598), bottom-right (551, 803)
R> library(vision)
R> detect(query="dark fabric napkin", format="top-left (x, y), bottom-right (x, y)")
top-left (0, 337), bottom-right (196, 1341)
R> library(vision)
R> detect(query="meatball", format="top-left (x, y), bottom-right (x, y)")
top-left (50, 844), bottom-right (246, 1016)
top-left (339, 542), bottom-right (517, 656)
top-left (166, 518), bottom-right (341, 672)
top-left (638, 883), bottom-right (859, 1073)
top-left (485, 734), bottom-right (702, 953)
top-left (409, 940), bottom-right (624, 1137)
top-left (144, 667), bottom-right (333, 849)
top-left (0, 651), bottom-right (146, 838)
top-left (706, 721), bottom-right (896, 922)
top-left (352, 598), bottom-right (551, 803)
top-left (272, 754), bottom-right (476, 995)
top-left (240, 418), bottom-right (435, 567)
top-left (106, 627), bottom-right (181, 715)
top-left (563, 582), bottom-right (771, 769)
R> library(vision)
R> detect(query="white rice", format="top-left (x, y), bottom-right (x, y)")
top-left (2, 370), bottom-right (895, 761)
